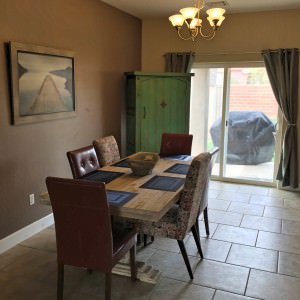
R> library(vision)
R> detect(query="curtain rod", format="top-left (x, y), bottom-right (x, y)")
top-left (195, 51), bottom-right (261, 56)
top-left (195, 49), bottom-right (299, 56)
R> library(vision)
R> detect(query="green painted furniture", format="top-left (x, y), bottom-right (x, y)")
top-left (125, 72), bottom-right (193, 155)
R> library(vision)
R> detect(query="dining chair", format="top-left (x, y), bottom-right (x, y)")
top-left (159, 133), bottom-right (193, 158)
top-left (144, 132), bottom-right (194, 246)
top-left (196, 147), bottom-right (220, 237)
top-left (46, 177), bottom-right (137, 300)
top-left (134, 152), bottom-right (211, 279)
top-left (66, 145), bottom-right (99, 179)
top-left (93, 135), bottom-right (121, 167)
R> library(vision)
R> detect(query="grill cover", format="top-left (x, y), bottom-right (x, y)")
top-left (210, 111), bottom-right (275, 165)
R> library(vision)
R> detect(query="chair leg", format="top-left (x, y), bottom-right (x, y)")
top-left (143, 234), bottom-right (154, 247)
top-left (137, 233), bottom-right (141, 245)
top-left (57, 263), bottom-right (64, 300)
top-left (203, 207), bottom-right (210, 236)
top-left (177, 240), bottom-right (194, 280)
top-left (195, 215), bottom-right (200, 238)
top-left (105, 272), bottom-right (112, 300)
top-left (191, 225), bottom-right (204, 258)
top-left (129, 244), bottom-right (137, 281)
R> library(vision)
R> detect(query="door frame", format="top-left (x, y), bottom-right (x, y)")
top-left (192, 61), bottom-right (283, 187)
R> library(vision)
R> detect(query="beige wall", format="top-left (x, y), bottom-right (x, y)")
top-left (141, 9), bottom-right (300, 182)
top-left (142, 9), bottom-right (300, 71)
top-left (0, 0), bottom-right (141, 239)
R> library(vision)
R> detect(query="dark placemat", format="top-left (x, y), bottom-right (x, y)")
top-left (162, 155), bottom-right (193, 161)
top-left (106, 190), bottom-right (137, 206)
top-left (112, 158), bottom-right (130, 168)
top-left (140, 175), bottom-right (184, 192)
top-left (164, 163), bottom-right (190, 175)
top-left (81, 170), bottom-right (124, 184)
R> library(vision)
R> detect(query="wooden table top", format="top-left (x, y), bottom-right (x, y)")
top-left (40, 156), bottom-right (190, 222)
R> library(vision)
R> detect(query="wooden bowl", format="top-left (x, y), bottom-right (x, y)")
top-left (128, 152), bottom-right (160, 176)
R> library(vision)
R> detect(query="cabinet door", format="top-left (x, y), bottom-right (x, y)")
top-left (138, 76), bottom-right (190, 152)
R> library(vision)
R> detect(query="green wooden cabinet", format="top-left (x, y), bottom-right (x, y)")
top-left (125, 72), bottom-right (193, 154)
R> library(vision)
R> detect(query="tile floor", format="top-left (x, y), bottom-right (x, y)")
top-left (1, 181), bottom-right (300, 299)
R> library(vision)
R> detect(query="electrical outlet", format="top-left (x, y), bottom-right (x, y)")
top-left (29, 193), bottom-right (35, 206)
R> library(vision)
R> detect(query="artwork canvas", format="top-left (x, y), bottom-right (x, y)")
top-left (9, 42), bottom-right (76, 124)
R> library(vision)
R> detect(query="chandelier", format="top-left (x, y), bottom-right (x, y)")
top-left (169, 0), bottom-right (226, 41)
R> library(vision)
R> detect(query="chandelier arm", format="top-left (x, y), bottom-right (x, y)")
top-left (177, 29), bottom-right (194, 41)
top-left (199, 27), bottom-right (216, 40)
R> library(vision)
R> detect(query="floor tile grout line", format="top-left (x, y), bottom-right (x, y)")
top-left (211, 234), bottom-right (300, 256)
top-left (243, 267), bottom-right (252, 296)
top-left (224, 242), bottom-right (233, 263)
top-left (209, 219), bottom-right (298, 235)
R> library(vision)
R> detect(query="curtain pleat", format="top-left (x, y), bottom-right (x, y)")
top-left (164, 52), bottom-right (195, 72)
top-left (262, 48), bottom-right (299, 188)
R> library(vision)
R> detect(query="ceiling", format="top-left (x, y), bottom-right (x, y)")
top-left (101, 0), bottom-right (300, 18)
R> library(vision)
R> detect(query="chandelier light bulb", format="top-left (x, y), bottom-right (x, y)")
top-left (179, 7), bottom-right (199, 20)
top-left (190, 18), bottom-right (202, 29)
top-left (169, 14), bottom-right (185, 27)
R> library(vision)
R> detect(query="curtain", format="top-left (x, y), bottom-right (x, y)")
top-left (262, 48), bottom-right (299, 188)
top-left (165, 52), bottom-right (195, 72)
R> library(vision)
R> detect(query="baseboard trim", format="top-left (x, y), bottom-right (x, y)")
top-left (0, 214), bottom-right (54, 255)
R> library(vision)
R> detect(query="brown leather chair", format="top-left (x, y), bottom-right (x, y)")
top-left (46, 177), bottom-right (137, 300)
top-left (159, 133), bottom-right (193, 158)
top-left (196, 147), bottom-right (220, 236)
top-left (66, 145), bottom-right (99, 179)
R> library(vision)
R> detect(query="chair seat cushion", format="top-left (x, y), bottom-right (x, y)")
top-left (134, 204), bottom-right (187, 240)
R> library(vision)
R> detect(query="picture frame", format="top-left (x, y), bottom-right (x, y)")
top-left (9, 42), bottom-right (76, 125)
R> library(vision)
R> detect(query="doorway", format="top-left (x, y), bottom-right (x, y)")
top-left (190, 63), bottom-right (281, 186)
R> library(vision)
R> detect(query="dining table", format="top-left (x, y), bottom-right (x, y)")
top-left (39, 153), bottom-right (192, 284)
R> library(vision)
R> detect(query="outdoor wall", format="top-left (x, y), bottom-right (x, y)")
top-left (141, 9), bottom-right (300, 182)
top-left (0, 0), bottom-right (141, 239)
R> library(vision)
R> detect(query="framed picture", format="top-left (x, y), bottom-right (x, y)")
top-left (9, 42), bottom-right (76, 125)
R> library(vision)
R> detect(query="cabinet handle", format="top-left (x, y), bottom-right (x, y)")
top-left (143, 106), bottom-right (146, 119)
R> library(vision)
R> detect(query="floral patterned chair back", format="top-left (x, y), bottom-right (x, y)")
top-left (93, 135), bottom-right (121, 167)
top-left (177, 152), bottom-right (211, 237)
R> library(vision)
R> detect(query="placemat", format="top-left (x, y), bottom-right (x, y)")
top-left (81, 170), bottom-right (124, 184)
top-left (112, 158), bottom-right (130, 168)
top-left (162, 155), bottom-right (193, 161)
top-left (140, 175), bottom-right (184, 192)
top-left (106, 190), bottom-right (137, 206)
top-left (164, 163), bottom-right (190, 175)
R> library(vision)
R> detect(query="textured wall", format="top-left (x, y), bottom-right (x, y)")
top-left (0, 0), bottom-right (141, 239)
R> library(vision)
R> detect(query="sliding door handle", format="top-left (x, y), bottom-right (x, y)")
top-left (143, 106), bottom-right (146, 119)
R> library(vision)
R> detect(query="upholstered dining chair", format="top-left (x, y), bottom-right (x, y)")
top-left (93, 135), bottom-right (121, 167)
top-left (66, 145), bottom-right (99, 179)
top-left (134, 152), bottom-right (211, 279)
top-left (159, 133), bottom-right (193, 158)
top-left (46, 177), bottom-right (137, 300)
top-left (196, 147), bottom-right (220, 237)
top-left (144, 133), bottom-right (193, 247)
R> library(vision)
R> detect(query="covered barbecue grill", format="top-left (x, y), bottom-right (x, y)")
top-left (210, 111), bottom-right (275, 165)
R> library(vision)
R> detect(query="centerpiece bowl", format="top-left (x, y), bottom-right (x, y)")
top-left (128, 152), bottom-right (160, 176)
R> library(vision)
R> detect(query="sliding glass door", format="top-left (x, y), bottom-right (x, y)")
top-left (190, 63), bottom-right (281, 185)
